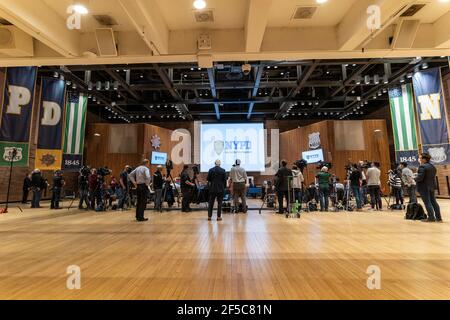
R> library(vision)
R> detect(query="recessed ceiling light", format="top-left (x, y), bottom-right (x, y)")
top-left (316, 0), bottom-right (328, 3)
top-left (73, 4), bottom-right (88, 15)
top-left (193, 0), bottom-right (206, 10)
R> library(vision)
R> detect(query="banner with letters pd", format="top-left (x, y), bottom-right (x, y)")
top-left (412, 68), bottom-right (450, 165)
top-left (35, 77), bottom-right (66, 171)
top-left (0, 67), bottom-right (37, 167)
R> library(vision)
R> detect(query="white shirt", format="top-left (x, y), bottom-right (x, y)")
top-left (129, 165), bottom-right (151, 185)
top-left (367, 167), bottom-right (381, 186)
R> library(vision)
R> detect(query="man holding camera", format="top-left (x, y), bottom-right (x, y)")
top-left (230, 159), bottom-right (248, 213)
top-left (78, 167), bottom-right (90, 210)
top-left (50, 170), bottom-right (65, 210)
top-left (129, 159), bottom-right (151, 222)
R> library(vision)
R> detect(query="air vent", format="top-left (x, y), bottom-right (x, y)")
top-left (0, 18), bottom-right (12, 25)
top-left (194, 10), bottom-right (214, 23)
top-left (292, 7), bottom-right (317, 20)
top-left (400, 4), bottom-right (426, 17)
top-left (93, 15), bottom-right (118, 26)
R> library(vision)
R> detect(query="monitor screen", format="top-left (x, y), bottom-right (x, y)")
top-left (302, 149), bottom-right (324, 164)
top-left (151, 151), bottom-right (167, 165)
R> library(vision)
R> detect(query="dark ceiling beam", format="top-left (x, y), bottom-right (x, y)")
top-left (248, 64), bottom-right (265, 119)
top-left (152, 63), bottom-right (192, 120)
top-left (207, 67), bottom-right (220, 120)
top-left (275, 60), bottom-right (320, 119)
top-left (104, 68), bottom-right (143, 102)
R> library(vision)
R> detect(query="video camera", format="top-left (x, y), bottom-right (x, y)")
top-left (126, 166), bottom-right (134, 174)
top-left (294, 159), bottom-right (308, 173)
top-left (80, 165), bottom-right (90, 176)
top-left (165, 159), bottom-right (173, 171)
top-left (97, 166), bottom-right (111, 177)
top-left (192, 164), bottom-right (200, 175)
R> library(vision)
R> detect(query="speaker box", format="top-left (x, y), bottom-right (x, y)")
top-left (95, 28), bottom-right (117, 57)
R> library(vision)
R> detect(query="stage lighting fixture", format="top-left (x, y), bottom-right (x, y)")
top-left (355, 76), bottom-right (361, 85)
top-left (373, 74), bottom-right (380, 84)
top-left (383, 75), bottom-right (389, 84)
top-left (53, 72), bottom-right (59, 78)
top-left (377, 91), bottom-right (382, 96)
top-left (72, 83), bottom-right (77, 89)
top-left (66, 81), bottom-right (71, 86)
top-left (113, 81), bottom-right (119, 90)
top-left (73, 4), bottom-right (88, 14)
top-left (97, 101), bottom-right (100, 105)
top-left (88, 82), bottom-right (93, 91)
top-left (92, 96), bottom-right (96, 102)
top-left (96, 81), bottom-right (102, 90)
top-left (400, 76), bottom-right (405, 83)
top-left (422, 62), bottom-right (429, 69)
top-left (407, 73), bottom-right (413, 79)
top-left (365, 101), bottom-right (369, 105)
top-left (105, 81), bottom-right (111, 90)
top-left (364, 75), bottom-right (371, 85)
top-left (373, 95), bottom-right (377, 99)
top-left (157, 105), bottom-right (160, 108)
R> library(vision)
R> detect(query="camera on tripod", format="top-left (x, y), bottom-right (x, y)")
top-left (294, 159), bottom-right (308, 173)
top-left (192, 164), bottom-right (200, 175)
top-left (316, 161), bottom-right (332, 170)
top-left (165, 159), bottom-right (173, 172)
top-left (97, 166), bottom-right (111, 177)
top-left (80, 165), bottom-right (90, 176)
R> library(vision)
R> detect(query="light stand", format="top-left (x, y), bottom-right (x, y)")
top-left (1, 148), bottom-right (18, 214)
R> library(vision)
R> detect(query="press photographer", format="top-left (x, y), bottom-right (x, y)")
top-left (50, 170), bottom-right (65, 210)
top-left (78, 166), bottom-right (90, 210)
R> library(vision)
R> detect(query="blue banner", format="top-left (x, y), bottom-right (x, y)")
top-left (0, 67), bottom-right (37, 142)
top-left (37, 77), bottom-right (66, 150)
top-left (412, 68), bottom-right (450, 164)
top-left (396, 150), bottom-right (419, 168)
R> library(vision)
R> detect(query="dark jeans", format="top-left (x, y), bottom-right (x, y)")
top-left (293, 188), bottom-right (302, 209)
top-left (368, 185), bottom-right (382, 209)
top-left (319, 186), bottom-right (330, 211)
top-left (154, 188), bottom-right (163, 210)
top-left (277, 190), bottom-right (289, 213)
top-left (419, 188), bottom-right (441, 221)
top-left (351, 186), bottom-right (362, 209)
top-left (393, 187), bottom-right (404, 205)
top-left (22, 188), bottom-right (29, 203)
top-left (51, 188), bottom-right (61, 209)
top-left (31, 188), bottom-right (41, 208)
top-left (79, 188), bottom-right (89, 209)
top-left (117, 187), bottom-right (129, 209)
top-left (136, 184), bottom-right (148, 220)
top-left (181, 188), bottom-right (192, 211)
top-left (208, 192), bottom-right (224, 218)
top-left (406, 185), bottom-right (417, 203)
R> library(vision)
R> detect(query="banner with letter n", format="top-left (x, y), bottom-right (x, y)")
top-left (0, 67), bottom-right (37, 167)
top-left (388, 84), bottom-right (419, 167)
top-left (35, 77), bottom-right (66, 171)
top-left (62, 93), bottom-right (87, 172)
top-left (412, 67), bottom-right (450, 165)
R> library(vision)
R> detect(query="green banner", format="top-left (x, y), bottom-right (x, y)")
top-left (0, 141), bottom-right (29, 167)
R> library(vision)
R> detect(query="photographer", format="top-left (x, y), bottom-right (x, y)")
top-left (88, 168), bottom-right (99, 210)
top-left (153, 165), bottom-right (164, 211)
top-left (315, 166), bottom-right (332, 212)
top-left (78, 167), bottom-right (90, 210)
top-left (230, 159), bottom-right (248, 213)
top-left (30, 169), bottom-right (45, 208)
top-left (275, 160), bottom-right (292, 214)
top-left (180, 165), bottom-right (195, 212)
top-left (367, 162), bottom-right (382, 210)
top-left (349, 164), bottom-right (363, 211)
top-left (118, 165), bottom-right (131, 210)
top-left (22, 173), bottom-right (31, 204)
top-left (400, 162), bottom-right (417, 204)
top-left (50, 170), bottom-right (65, 210)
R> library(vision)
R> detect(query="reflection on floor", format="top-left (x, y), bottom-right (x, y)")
top-left (0, 198), bottom-right (449, 300)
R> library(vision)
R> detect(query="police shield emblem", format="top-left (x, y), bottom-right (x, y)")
top-left (214, 140), bottom-right (224, 156)
top-left (428, 147), bottom-right (447, 164)
top-left (308, 132), bottom-right (321, 149)
top-left (3, 147), bottom-right (23, 162)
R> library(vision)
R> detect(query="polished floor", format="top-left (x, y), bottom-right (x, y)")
top-left (0, 198), bottom-right (449, 300)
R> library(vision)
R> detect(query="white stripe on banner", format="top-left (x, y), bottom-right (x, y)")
top-left (67, 102), bottom-right (75, 154)
top-left (75, 95), bottom-right (83, 154)
top-left (402, 85), bottom-right (414, 150)
top-left (393, 98), bottom-right (405, 151)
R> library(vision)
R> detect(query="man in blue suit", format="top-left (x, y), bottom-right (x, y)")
top-left (416, 153), bottom-right (442, 223)
top-left (207, 159), bottom-right (227, 221)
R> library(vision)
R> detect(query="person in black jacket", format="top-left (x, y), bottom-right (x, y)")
top-left (22, 173), bottom-right (31, 204)
top-left (207, 159), bottom-right (227, 221)
top-left (153, 165), bottom-right (165, 211)
top-left (30, 169), bottom-right (45, 208)
top-left (416, 153), bottom-right (442, 222)
top-left (275, 160), bottom-right (292, 214)
top-left (180, 165), bottom-right (195, 212)
top-left (50, 170), bottom-right (65, 209)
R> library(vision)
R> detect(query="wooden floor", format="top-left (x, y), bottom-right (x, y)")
top-left (0, 199), bottom-right (449, 300)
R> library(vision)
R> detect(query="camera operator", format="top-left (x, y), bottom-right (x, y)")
top-left (315, 165), bottom-right (332, 212)
top-left (153, 165), bottom-right (165, 211)
top-left (30, 169), bottom-right (45, 208)
top-left (50, 170), bottom-right (65, 210)
top-left (400, 162), bottom-right (417, 204)
top-left (78, 167), bottom-right (90, 210)
top-left (349, 164), bottom-right (363, 211)
top-left (275, 160), bottom-right (292, 214)
top-left (88, 168), bottom-right (99, 210)
top-left (230, 159), bottom-right (248, 213)
top-left (180, 164), bottom-right (195, 212)
top-left (367, 162), bottom-right (382, 210)
top-left (117, 165), bottom-right (131, 210)
top-left (129, 159), bottom-right (151, 222)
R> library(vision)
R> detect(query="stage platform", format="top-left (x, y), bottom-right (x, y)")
top-left (0, 199), bottom-right (449, 300)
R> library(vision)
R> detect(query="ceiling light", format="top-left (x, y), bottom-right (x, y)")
top-left (383, 75), bottom-right (389, 84)
top-left (94, 133), bottom-right (101, 137)
top-left (193, 0), bottom-right (207, 10)
top-left (422, 62), bottom-right (429, 69)
top-left (53, 72), bottom-right (59, 78)
top-left (73, 4), bottom-right (88, 15)
top-left (364, 75), bottom-right (371, 85)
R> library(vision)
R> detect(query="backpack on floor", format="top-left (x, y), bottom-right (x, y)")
top-left (390, 204), bottom-right (404, 210)
top-left (308, 202), bottom-right (318, 212)
top-left (405, 203), bottom-right (427, 220)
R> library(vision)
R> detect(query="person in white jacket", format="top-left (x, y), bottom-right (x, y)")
top-left (291, 165), bottom-right (304, 207)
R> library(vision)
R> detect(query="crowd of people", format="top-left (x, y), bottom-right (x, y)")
top-left (20, 152), bottom-right (442, 223)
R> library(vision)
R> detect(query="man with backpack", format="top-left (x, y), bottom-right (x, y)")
top-left (400, 162), bottom-right (417, 204)
top-left (416, 153), bottom-right (442, 223)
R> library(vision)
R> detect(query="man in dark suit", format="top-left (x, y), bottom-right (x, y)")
top-left (275, 160), bottom-right (292, 214)
top-left (416, 153), bottom-right (442, 223)
top-left (207, 159), bottom-right (227, 221)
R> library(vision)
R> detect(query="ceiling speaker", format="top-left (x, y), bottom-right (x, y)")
top-left (95, 28), bottom-right (117, 57)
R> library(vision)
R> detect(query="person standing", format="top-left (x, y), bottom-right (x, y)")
top-left (30, 169), bottom-right (44, 208)
top-left (118, 165), bottom-right (130, 210)
top-left (78, 170), bottom-right (90, 210)
top-left (180, 165), bottom-right (195, 212)
top-left (275, 160), bottom-right (292, 214)
top-left (367, 162), bottom-right (382, 210)
top-left (128, 159), bottom-right (151, 222)
top-left (50, 170), bottom-right (65, 209)
top-left (416, 153), bottom-right (442, 223)
top-left (349, 164), bottom-right (363, 211)
top-left (22, 173), bottom-right (31, 204)
top-left (315, 166), bottom-right (332, 212)
top-left (291, 165), bottom-right (304, 205)
top-left (88, 168), bottom-right (99, 210)
top-left (389, 168), bottom-right (404, 206)
top-left (230, 159), bottom-right (248, 213)
top-left (400, 162), bottom-right (417, 204)
top-left (153, 165), bottom-right (164, 211)
top-left (207, 159), bottom-right (227, 221)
